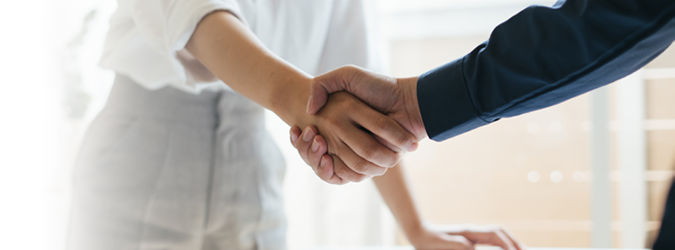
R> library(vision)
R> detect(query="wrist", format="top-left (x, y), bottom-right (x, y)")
top-left (399, 216), bottom-right (426, 240)
top-left (402, 220), bottom-right (431, 246)
top-left (269, 75), bottom-right (314, 127)
top-left (397, 76), bottom-right (427, 140)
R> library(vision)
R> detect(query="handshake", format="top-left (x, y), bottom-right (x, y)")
top-left (287, 65), bottom-right (427, 184)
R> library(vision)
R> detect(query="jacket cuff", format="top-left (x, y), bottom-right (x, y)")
top-left (417, 56), bottom-right (489, 141)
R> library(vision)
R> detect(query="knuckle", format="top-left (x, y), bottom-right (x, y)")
top-left (362, 146), bottom-right (381, 163)
top-left (399, 133), bottom-right (414, 148)
top-left (382, 150), bottom-right (402, 167)
top-left (310, 77), bottom-right (321, 86)
top-left (325, 118), bottom-right (342, 132)
top-left (341, 98), bottom-right (357, 112)
top-left (391, 130), bottom-right (414, 149)
top-left (373, 115), bottom-right (391, 133)
top-left (351, 160), bottom-right (370, 174)
top-left (334, 166), bottom-right (353, 180)
top-left (328, 140), bottom-right (341, 156)
top-left (343, 64), bottom-right (358, 72)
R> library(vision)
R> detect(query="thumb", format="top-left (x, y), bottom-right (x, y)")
top-left (306, 78), bottom-right (330, 115)
top-left (306, 65), bottom-right (360, 115)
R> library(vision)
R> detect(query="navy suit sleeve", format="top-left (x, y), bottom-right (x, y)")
top-left (417, 0), bottom-right (675, 141)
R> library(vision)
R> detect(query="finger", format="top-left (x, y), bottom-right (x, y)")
top-left (319, 154), bottom-right (345, 185)
top-left (337, 122), bottom-right (403, 169)
top-left (349, 102), bottom-right (418, 153)
top-left (496, 231), bottom-right (517, 250)
top-left (306, 78), bottom-right (330, 115)
top-left (297, 126), bottom-right (328, 167)
top-left (311, 136), bottom-right (334, 182)
top-left (290, 126), bottom-right (302, 148)
top-left (499, 227), bottom-right (527, 250)
top-left (481, 231), bottom-right (516, 250)
top-left (307, 65), bottom-right (358, 115)
top-left (373, 134), bottom-right (401, 152)
top-left (441, 235), bottom-right (475, 250)
top-left (332, 138), bottom-right (388, 177)
top-left (292, 126), bottom-right (315, 166)
top-left (331, 153), bottom-right (370, 183)
top-left (294, 126), bottom-right (334, 181)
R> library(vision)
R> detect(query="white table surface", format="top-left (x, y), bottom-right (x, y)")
top-left (303, 247), bottom-right (648, 250)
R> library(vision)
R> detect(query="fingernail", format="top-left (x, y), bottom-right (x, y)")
top-left (291, 132), bottom-right (298, 143)
top-left (407, 142), bottom-right (419, 152)
top-left (302, 127), bottom-right (315, 142)
top-left (311, 138), bottom-right (320, 152)
top-left (306, 96), bottom-right (312, 114)
top-left (320, 156), bottom-right (327, 168)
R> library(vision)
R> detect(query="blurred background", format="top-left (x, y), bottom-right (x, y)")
top-left (1, 0), bottom-right (673, 249)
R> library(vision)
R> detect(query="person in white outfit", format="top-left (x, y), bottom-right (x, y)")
top-left (67, 0), bottom-right (525, 249)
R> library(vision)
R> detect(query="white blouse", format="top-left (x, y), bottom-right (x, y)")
top-left (99, 0), bottom-right (381, 94)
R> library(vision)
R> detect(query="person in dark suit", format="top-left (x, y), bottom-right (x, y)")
top-left (289, 0), bottom-right (675, 248)
top-left (654, 181), bottom-right (674, 248)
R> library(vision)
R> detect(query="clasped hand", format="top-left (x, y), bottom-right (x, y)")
top-left (289, 65), bottom-right (427, 184)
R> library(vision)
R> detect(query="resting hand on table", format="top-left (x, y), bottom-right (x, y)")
top-left (408, 223), bottom-right (525, 250)
top-left (291, 127), bottom-right (526, 250)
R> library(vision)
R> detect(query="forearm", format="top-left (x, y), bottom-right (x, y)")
top-left (186, 11), bottom-right (311, 125)
top-left (418, 0), bottom-right (675, 141)
top-left (373, 163), bottom-right (424, 237)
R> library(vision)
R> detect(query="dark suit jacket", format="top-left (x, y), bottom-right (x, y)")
top-left (415, 0), bottom-right (675, 247)
top-left (417, 0), bottom-right (675, 141)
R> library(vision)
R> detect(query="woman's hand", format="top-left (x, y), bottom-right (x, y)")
top-left (405, 224), bottom-right (474, 250)
top-left (286, 92), bottom-right (416, 183)
top-left (291, 66), bottom-right (427, 183)
top-left (406, 223), bottom-right (526, 250)
top-left (290, 125), bottom-right (338, 183)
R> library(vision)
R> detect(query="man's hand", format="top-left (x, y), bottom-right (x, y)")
top-left (307, 65), bottom-right (427, 141)
top-left (290, 92), bottom-right (419, 183)
top-left (292, 65), bottom-right (427, 183)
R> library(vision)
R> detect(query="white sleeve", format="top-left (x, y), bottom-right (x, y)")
top-left (130, 0), bottom-right (246, 55)
top-left (115, 0), bottom-right (246, 93)
top-left (315, 0), bottom-right (383, 74)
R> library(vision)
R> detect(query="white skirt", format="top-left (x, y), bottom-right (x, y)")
top-left (67, 74), bottom-right (287, 250)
